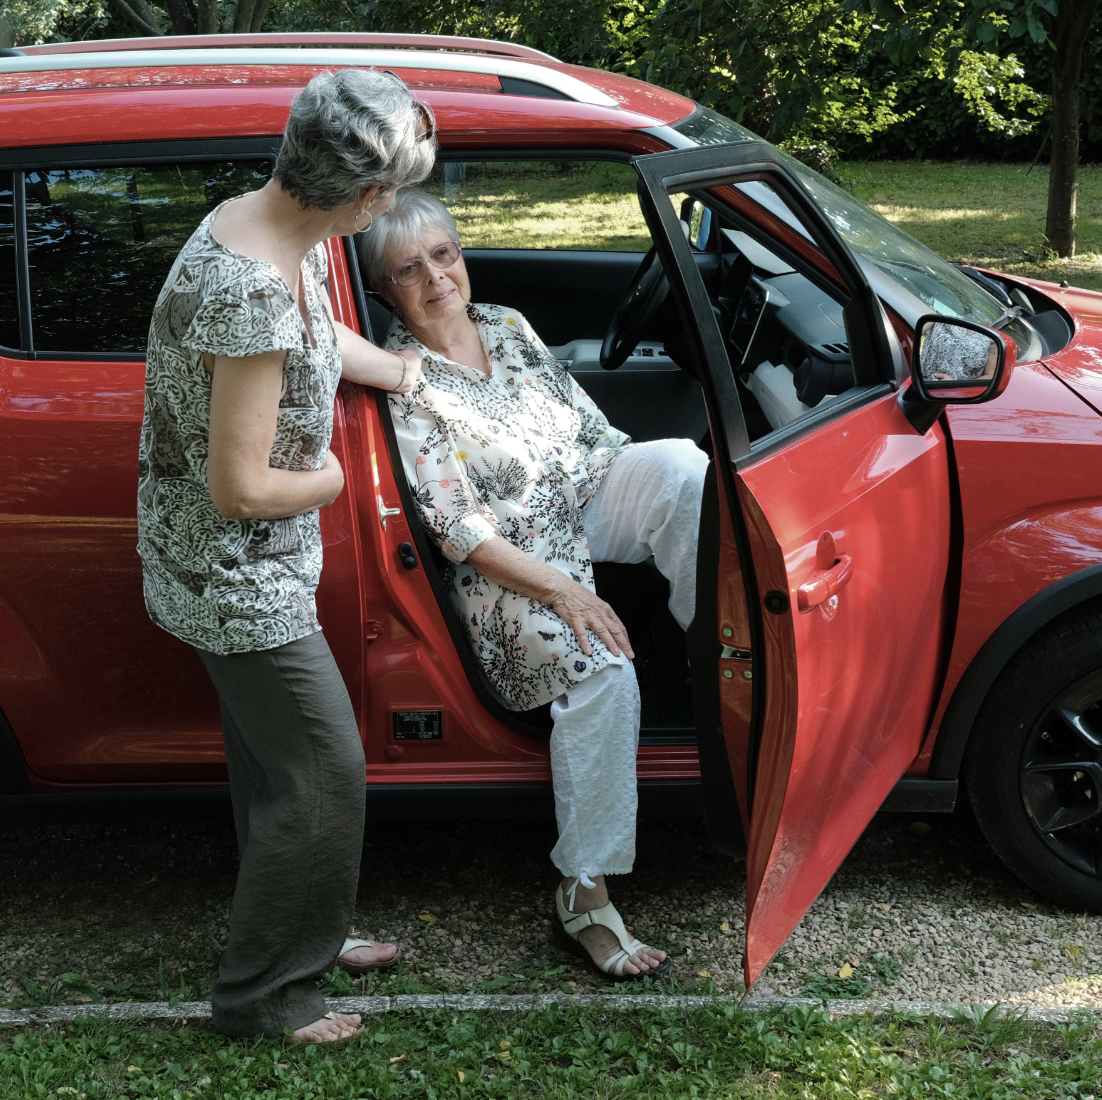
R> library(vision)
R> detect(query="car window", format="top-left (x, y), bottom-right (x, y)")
top-left (672, 106), bottom-right (1039, 360)
top-left (425, 160), bottom-right (651, 251)
top-left (24, 161), bottom-right (271, 356)
top-left (0, 173), bottom-right (18, 351)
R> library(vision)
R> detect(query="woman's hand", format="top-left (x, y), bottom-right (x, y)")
top-left (333, 320), bottom-right (423, 391)
top-left (466, 535), bottom-right (634, 660)
top-left (317, 449), bottom-right (345, 506)
top-left (545, 576), bottom-right (633, 659)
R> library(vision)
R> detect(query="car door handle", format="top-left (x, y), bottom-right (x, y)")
top-left (797, 531), bottom-right (853, 612)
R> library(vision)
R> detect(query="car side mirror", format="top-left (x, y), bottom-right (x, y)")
top-left (901, 315), bottom-right (1016, 433)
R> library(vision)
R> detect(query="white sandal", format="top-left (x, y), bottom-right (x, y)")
top-left (336, 937), bottom-right (401, 975)
top-left (553, 883), bottom-right (672, 982)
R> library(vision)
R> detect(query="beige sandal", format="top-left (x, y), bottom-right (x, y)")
top-left (288, 1011), bottom-right (364, 1046)
top-left (553, 883), bottom-right (672, 982)
top-left (337, 937), bottom-right (402, 975)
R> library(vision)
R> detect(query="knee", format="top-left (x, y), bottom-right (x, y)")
top-left (648, 439), bottom-right (708, 486)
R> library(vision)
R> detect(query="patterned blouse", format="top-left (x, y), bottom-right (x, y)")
top-left (388, 304), bottom-right (632, 711)
top-left (137, 208), bottom-right (341, 655)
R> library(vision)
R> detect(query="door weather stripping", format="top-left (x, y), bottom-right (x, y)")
top-left (720, 645), bottom-right (752, 661)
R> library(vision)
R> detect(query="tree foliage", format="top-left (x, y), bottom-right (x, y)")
top-left (1, 0), bottom-right (1096, 255)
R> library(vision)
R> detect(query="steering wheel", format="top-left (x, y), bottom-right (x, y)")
top-left (600, 245), bottom-right (670, 370)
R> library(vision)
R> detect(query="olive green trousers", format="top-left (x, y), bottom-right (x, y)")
top-left (197, 630), bottom-right (365, 1038)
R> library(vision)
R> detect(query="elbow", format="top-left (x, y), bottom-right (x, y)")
top-left (208, 479), bottom-right (260, 520)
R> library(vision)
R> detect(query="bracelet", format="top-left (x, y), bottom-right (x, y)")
top-left (394, 353), bottom-right (409, 390)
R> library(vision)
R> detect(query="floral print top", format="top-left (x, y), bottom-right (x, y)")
top-left (137, 208), bottom-right (341, 655)
top-left (387, 304), bottom-right (632, 710)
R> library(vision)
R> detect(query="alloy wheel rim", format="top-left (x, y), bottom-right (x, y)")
top-left (1020, 669), bottom-right (1102, 878)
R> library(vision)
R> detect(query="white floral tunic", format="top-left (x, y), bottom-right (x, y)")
top-left (387, 304), bottom-right (632, 710)
top-left (137, 208), bottom-right (340, 655)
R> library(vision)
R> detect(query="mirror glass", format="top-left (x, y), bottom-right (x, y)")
top-left (917, 319), bottom-right (1000, 395)
top-left (688, 201), bottom-right (712, 249)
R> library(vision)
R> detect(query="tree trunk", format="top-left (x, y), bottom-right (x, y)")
top-left (164, 0), bottom-right (198, 34)
top-left (1045, 0), bottom-right (1097, 258)
top-left (233, 0), bottom-right (258, 33)
top-left (249, 0), bottom-right (272, 32)
top-left (196, 0), bottom-right (220, 33)
top-left (110, 0), bottom-right (164, 36)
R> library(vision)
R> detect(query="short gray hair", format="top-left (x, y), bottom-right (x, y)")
top-left (358, 188), bottom-right (459, 287)
top-left (274, 69), bottom-right (435, 211)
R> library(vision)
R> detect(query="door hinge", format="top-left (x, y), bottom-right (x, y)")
top-left (721, 645), bottom-right (752, 661)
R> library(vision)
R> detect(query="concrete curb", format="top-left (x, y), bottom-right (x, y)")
top-left (1, 993), bottom-right (1099, 1027)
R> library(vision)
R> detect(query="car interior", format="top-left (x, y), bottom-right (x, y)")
top-left (358, 155), bottom-right (884, 742)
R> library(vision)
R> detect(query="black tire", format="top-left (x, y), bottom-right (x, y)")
top-left (965, 603), bottom-right (1102, 912)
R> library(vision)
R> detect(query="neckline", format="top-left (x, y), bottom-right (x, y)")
top-left (205, 200), bottom-right (327, 352)
top-left (403, 306), bottom-right (495, 380)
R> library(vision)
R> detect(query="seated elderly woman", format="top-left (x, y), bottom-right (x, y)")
top-left (360, 189), bottom-right (707, 981)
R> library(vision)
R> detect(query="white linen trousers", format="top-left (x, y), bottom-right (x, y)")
top-left (548, 438), bottom-right (708, 886)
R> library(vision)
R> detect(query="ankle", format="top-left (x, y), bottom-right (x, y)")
top-left (560, 874), bottom-right (608, 913)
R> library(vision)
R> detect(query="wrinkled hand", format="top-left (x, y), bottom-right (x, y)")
top-left (319, 448), bottom-right (345, 506)
top-left (388, 350), bottom-right (423, 394)
top-left (548, 578), bottom-right (634, 660)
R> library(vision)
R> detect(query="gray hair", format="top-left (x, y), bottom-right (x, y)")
top-left (273, 69), bottom-right (435, 211)
top-left (358, 188), bottom-right (459, 288)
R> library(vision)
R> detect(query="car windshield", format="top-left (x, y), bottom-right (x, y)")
top-left (670, 107), bottom-right (1039, 359)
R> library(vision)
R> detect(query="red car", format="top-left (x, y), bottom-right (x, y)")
top-left (2, 33), bottom-right (1101, 990)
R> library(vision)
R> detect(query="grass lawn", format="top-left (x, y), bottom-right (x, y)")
top-left (427, 157), bottom-right (1102, 292)
top-left (3, 1002), bottom-right (1101, 1099)
top-left (839, 161), bottom-right (1102, 292)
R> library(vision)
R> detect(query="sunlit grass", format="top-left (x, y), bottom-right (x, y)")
top-left (422, 160), bottom-right (651, 251)
top-left (421, 158), bottom-right (1102, 292)
top-left (442, 191), bottom-right (649, 250)
top-left (840, 161), bottom-right (1102, 292)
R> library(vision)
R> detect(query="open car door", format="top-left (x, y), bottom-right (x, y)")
top-left (633, 145), bottom-right (952, 988)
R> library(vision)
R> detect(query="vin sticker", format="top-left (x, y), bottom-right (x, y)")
top-left (393, 710), bottom-right (443, 740)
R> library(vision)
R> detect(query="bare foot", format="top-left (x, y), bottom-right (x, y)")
top-left (561, 875), bottom-right (667, 977)
top-left (290, 1012), bottom-right (362, 1044)
top-left (339, 941), bottom-right (399, 969)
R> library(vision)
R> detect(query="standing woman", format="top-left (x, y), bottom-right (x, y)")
top-left (137, 70), bottom-right (434, 1043)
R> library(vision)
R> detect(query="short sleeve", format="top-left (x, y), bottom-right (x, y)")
top-left (182, 280), bottom-right (302, 358)
top-left (306, 243), bottom-right (329, 287)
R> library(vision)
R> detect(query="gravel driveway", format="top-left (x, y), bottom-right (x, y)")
top-left (3, 803), bottom-right (1100, 1009)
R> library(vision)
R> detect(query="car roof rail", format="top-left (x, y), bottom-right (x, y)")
top-left (0, 43), bottom-right (619, 107)
top-left (17, 32), bottom-right (560, 63)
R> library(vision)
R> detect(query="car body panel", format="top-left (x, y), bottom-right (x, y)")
top-left (735, 399), bottom-right (951, 984)
top-left (910, 357), bottom-right (1102, 774)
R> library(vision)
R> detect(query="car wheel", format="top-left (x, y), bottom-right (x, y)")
top-left (965, 604), bottom-right (1102, 911)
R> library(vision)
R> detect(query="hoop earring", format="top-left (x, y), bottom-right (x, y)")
top-left (353, 208), bottom-right (373, 233)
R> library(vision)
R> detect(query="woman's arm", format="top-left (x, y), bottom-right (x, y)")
top-left (207, 350), bottom-right (345, 520)
top-left (467, 535), bottom-right (633, 660)
top-left (333, 320), bottom-right (422, 392)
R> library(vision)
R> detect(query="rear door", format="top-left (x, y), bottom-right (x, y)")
top-left (0, 142), bottom-right (364, 785)
top-left (635, 145), bottom-right (952, 987)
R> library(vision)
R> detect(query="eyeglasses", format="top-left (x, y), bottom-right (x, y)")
top-left (414, 100), bottom-right (436, 144)
top-left (388, 241), bottom-right (462, 287)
